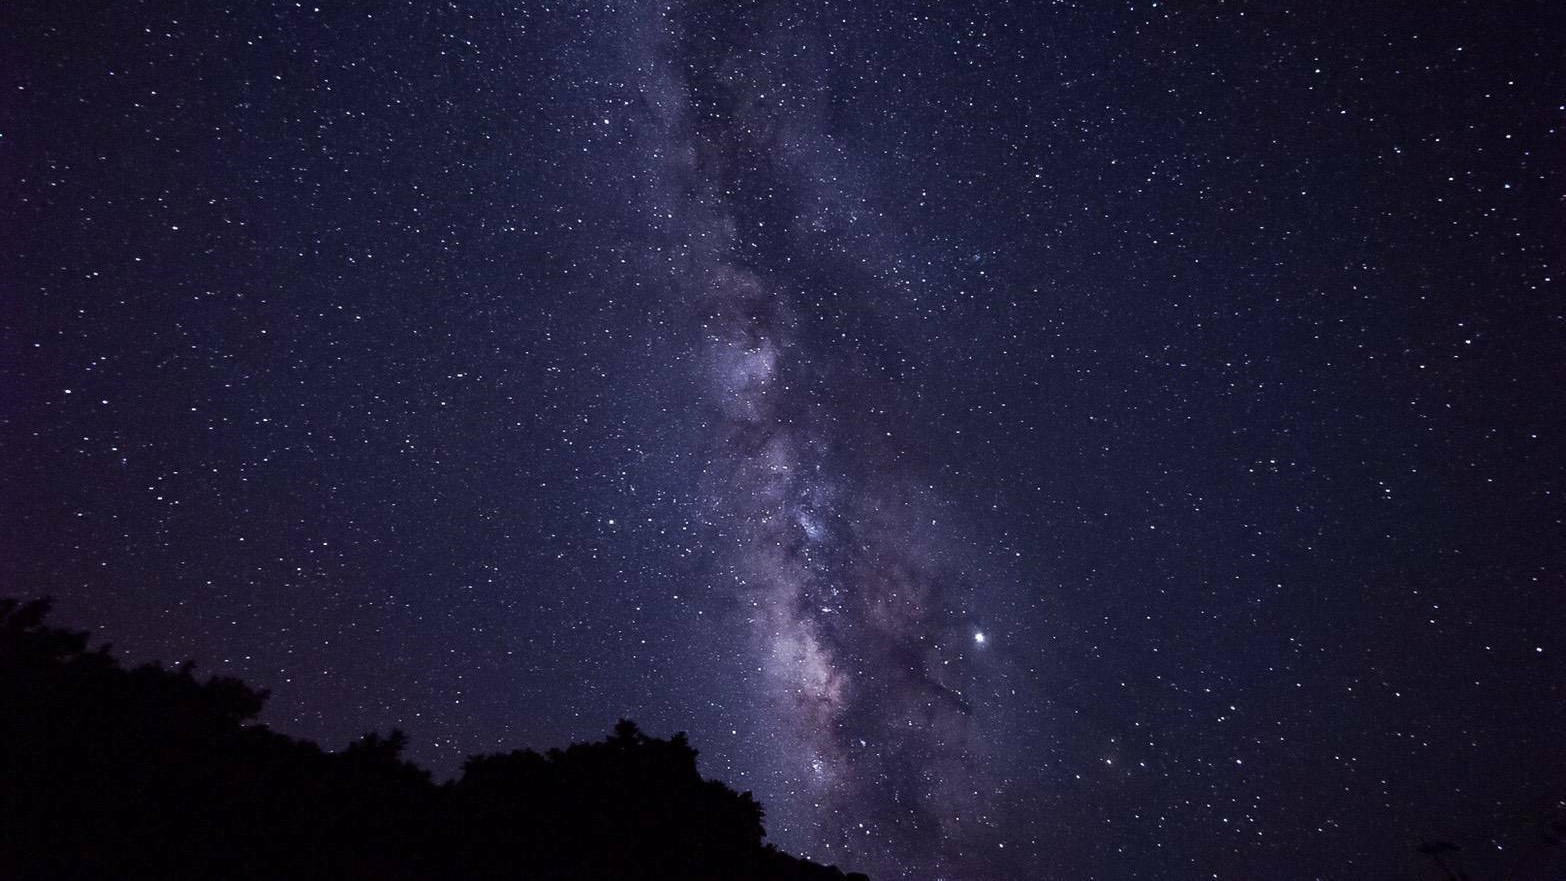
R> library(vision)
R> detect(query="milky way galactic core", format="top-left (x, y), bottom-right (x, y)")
top-left (6, 0), bottom-right (1561, 879)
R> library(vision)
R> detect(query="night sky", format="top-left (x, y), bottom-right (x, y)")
top-left (4, 1), bottom-right (1564, 878)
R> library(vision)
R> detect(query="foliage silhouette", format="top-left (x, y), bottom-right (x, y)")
top-left (0, 597), bottom-right (868, 881)
top-left (1417, 813), bottom-right (1566, 881)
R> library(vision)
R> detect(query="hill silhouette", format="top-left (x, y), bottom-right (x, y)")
top-left (0, 597), bottom-right (869, 881)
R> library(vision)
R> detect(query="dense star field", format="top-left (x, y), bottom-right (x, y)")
top-left (4, 1), bottom-right (1562, 878)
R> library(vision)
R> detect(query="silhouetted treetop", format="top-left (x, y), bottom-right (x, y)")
top-left (0, 597), bottom-right (867, 881)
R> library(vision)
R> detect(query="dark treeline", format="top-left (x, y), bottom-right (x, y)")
top-left (0, 597), bottom-right (869, 881)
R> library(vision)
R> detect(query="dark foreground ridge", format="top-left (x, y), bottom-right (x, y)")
top-left (0, 597), bottom-right (869, 881)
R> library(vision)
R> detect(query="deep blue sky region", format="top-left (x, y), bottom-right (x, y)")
top-left (4, 1), bottom-right (1563, 878)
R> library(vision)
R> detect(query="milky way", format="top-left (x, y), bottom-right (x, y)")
top-left (633, 3), bottom-right (1011, 874)
top-left (11, 2), bottom-right (1560, 879)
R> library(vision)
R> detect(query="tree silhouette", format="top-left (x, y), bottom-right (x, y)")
top-left (0, 596), bottom-right (868, 881)
top-left (1418, 813), bottom-right (1566, 881)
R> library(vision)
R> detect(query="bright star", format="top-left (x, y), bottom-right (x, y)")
top-left (974, 631), bottom-right (986, 645)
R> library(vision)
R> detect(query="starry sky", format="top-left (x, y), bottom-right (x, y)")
top-left (4, 1), bottom-right (1563, 878)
